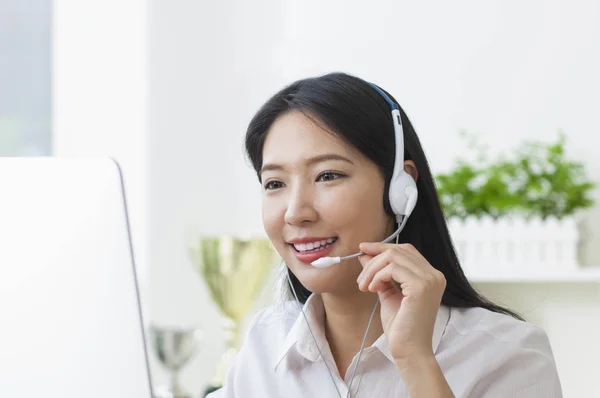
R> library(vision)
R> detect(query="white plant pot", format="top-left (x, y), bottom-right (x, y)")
top-left (447, 216), bottom-right (579, 273)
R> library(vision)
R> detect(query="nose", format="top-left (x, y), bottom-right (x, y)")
top-left (284, 184), bottom-right (318, 226)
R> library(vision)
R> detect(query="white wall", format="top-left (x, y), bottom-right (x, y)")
top-left (53, 0), bottom-right (600, 396)
top-left (52, 0), bottom-right (148, 297)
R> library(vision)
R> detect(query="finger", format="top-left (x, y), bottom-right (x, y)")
top-left (357, 253), bottom-right (373, 268)
top-left (362, 245), bottom-right (429, 280)
top-left (357, 254), bottom-right (374, 287)
top-left (359, 241), bottom-right (399, 256)
top-left (359, 241), bottom-right (420, 257)
top-left (365, 242), bottom-right (439, 278)
top-left (368, 263), bottom-right (421, 293)
top-left (357, 252), bottom-right (392, 291)
top-left (393, 251), bottom-right (431, 279)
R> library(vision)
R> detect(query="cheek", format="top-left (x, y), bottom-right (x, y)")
top-left (313, 190), bottom-right (347, 224)
top-left (317, 185), bottom-right (383, 227)
top-left (261, 198), bottom-right (283, 241)
top-left (318, 182), bottom-right (389, 242)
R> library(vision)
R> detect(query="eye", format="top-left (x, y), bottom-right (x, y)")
top-left (317, 171), bottom-right (346, 182)
top-left (264, 180), bottom-right (285, 190)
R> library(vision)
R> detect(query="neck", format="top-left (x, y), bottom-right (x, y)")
top-left (322, 291), bottom-right (383, 377)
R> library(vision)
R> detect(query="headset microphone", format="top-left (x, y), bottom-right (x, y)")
top-left (311, 84), bottom-right (419, 269)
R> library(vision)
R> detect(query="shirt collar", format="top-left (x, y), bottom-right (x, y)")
top-left (273, 293), bottom-right (326, 370)
top-left (273, 294), bottom-right (451, 369)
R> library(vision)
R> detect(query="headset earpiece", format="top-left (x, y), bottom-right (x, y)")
top-left (389, 168), bottom-right (418, 222)
top-left (368, 83), bottom-right (419, 222)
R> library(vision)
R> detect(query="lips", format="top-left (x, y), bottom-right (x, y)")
top-left (288, 237), bottom-right (338, 264)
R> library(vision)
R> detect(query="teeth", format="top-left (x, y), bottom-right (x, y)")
top-left (293, 238), bottom-right (337, 253)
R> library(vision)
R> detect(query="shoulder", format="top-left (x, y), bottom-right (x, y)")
top-left (208, 301), bottom-right (302, 398)
top-left (448, 306), bottom-right (553, 353)
top-left (246, 300), bottom-right (299, 333)
top-left (235, 300), bottom-right (300, 355)
top-left (441, 306), bottom-right (562, 397)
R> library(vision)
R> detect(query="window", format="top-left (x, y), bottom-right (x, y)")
top-left (0, 0), bottom-right (51, 156)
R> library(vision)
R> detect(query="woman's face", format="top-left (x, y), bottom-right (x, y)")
top-left (260, 111), bottom-right (395, 295)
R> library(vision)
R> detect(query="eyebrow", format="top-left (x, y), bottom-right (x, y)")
top-left (260, 153), bottom-right (355, 175)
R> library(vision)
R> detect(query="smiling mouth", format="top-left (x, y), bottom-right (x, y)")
top-left (291, 237), bottom-right (338, 253)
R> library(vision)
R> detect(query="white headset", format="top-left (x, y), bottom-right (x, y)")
top-left (285, 81), bottom-right (420, 398)
top-left (310, 83), bottom-right (419, 268)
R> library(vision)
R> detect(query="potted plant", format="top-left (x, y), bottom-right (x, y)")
top-left (435, 132), bottom-right (596, 272)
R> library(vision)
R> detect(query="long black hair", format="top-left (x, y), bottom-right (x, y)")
top-left (245, 72), bottom-right (522, 320)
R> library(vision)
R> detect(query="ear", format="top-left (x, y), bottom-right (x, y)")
top-left (403, 160), bottom-right (419, 182)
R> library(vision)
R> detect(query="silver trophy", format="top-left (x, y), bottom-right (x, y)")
top-left (150, 325), bottom-right (203, 398)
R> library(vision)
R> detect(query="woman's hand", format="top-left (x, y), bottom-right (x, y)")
top-left (356, 242), bottom-right (446, 364)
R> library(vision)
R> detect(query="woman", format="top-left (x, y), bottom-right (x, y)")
top-left (206, 72), bottom-right (562, 397)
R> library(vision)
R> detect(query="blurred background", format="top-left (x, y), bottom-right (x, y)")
top-left (2, 0), bottom-right (600, 396)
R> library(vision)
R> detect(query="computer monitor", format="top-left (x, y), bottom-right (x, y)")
top-left (0, 157), bottom-right (153, 397)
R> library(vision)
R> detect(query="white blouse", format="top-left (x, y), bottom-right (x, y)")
top-left (206, 293), bottom-right (562, 397)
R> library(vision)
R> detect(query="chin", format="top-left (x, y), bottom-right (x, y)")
top-left (287, 258), bottom-right (360, 295)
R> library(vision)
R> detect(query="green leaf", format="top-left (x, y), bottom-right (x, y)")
top-left (434, 131), bottom-right (596, 220)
